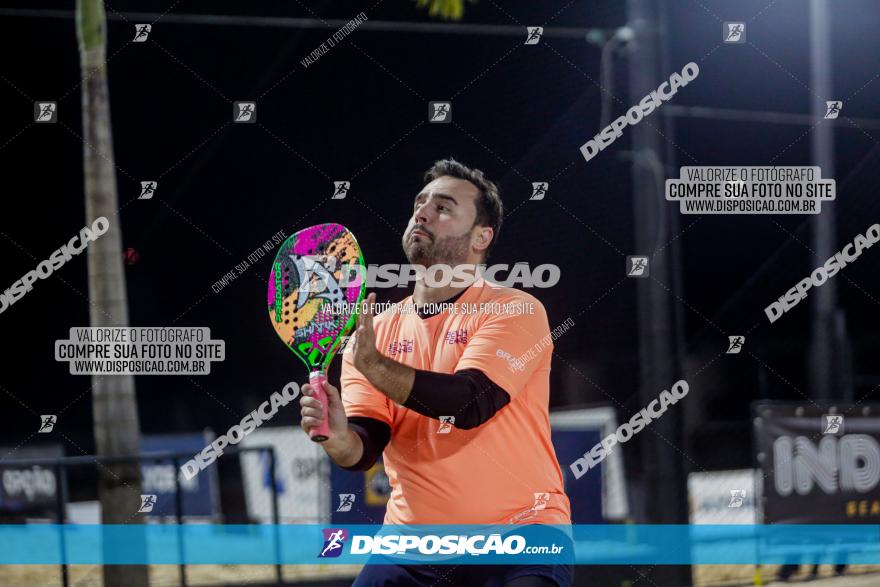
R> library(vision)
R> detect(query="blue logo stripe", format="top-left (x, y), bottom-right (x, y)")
top-left (1, 524), bottom-right (879, 565)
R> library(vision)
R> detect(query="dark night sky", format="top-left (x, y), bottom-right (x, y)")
top-left (1, 0), bottom-right (879, 472)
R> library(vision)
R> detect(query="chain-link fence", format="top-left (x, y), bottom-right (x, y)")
top-left (0, 446), bottom-right (289, 587)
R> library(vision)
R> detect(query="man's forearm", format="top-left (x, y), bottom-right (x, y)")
top-left (322, 426), bottom-right (364, 468)
top-left (358, 357), bottom-right (510, 430)
top-left (361, 354), bottom-right (415, 405)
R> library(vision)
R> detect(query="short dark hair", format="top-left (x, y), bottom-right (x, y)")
top-left (423, 158), bottom-right (503, 261)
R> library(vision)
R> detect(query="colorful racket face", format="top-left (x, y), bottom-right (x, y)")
top-left (267, 223), bottom-right (366, 373)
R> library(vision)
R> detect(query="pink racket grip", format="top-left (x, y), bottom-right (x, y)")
top-left (308, 371), bottom-right (331, 442)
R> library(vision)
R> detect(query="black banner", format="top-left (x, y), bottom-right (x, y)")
top-left (0, 445), bottom-right (63, 515)
top-left (754, 402), bottom-right (880, 523)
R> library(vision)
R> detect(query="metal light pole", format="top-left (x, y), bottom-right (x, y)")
top-left (626, 0), bottom-right (691, 584)
top-left (808, 0), bottom-right (852, 403)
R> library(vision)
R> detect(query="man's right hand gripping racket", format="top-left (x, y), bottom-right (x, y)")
top-left (267, 223), bottom-right (366, 442)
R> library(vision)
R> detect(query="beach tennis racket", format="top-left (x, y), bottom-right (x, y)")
top-left (267, 223), bottom-right (366, 442)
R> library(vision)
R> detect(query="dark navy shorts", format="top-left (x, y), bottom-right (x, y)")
top-left (352, 562), bottom-right (574, 587)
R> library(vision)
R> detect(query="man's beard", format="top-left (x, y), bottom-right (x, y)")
top-left (403, 228), bottom-right (471, 267)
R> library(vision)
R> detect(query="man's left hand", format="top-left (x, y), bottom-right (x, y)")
top-left (353, 292), bottom-right (381, 373)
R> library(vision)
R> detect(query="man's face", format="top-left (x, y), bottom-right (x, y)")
top-left (402, 176), bottom-right (484, 267)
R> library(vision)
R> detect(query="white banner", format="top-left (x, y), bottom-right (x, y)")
top-left (688, 468), bottom-right (760, 524)
top-left (240, 427), bottom-right (330, 523)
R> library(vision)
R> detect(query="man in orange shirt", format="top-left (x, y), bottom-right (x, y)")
top-left (300, 159), bottom-right (572, 587)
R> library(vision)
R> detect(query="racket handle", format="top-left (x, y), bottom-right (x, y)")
top-left (308, 371), bottom-right (331, 443)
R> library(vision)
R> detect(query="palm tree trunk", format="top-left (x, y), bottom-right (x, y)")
top-left (76, 2), bottom-right (148, 585)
